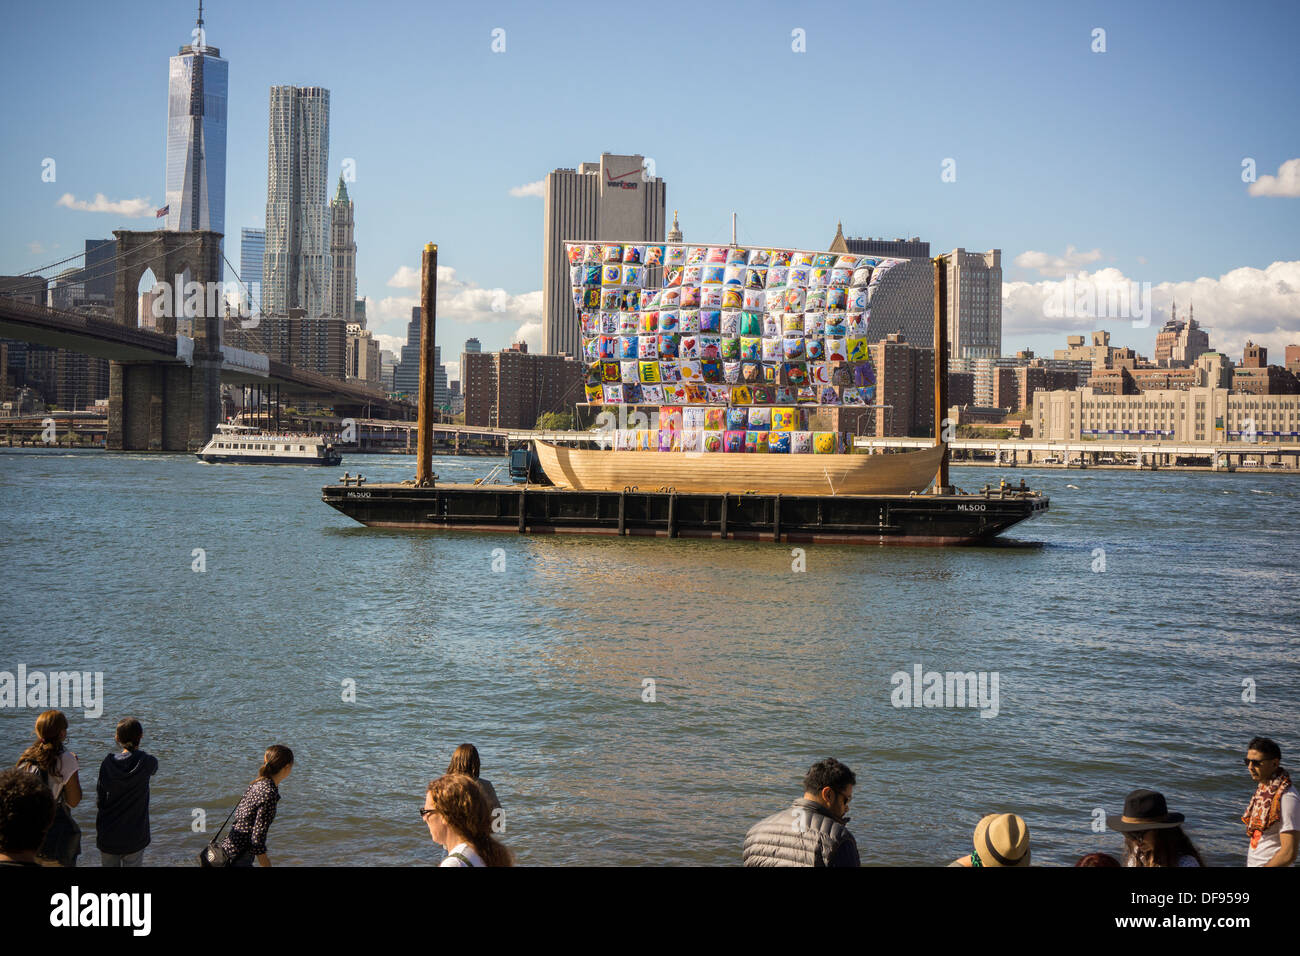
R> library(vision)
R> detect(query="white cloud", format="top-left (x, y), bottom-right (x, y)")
top-left (509, 179), bottom-right (545, 198)
top-left (1002, 260), bottom-right (1300, 360)
top-left (1248, 158), bottom-right (1300, 198)
top-left (373, 333), bottom-right (405, 354)
top-left (511, 320), bottom-right (543, 351)
top-left (379, 262), bottom-right (541, 327)
top-left (55, 192), bottom-right (154, 217)
top-left (1013, 245), bottom-right (1103, 276)
top-left (387, 265), bottom-right (420, 288)
top-left (445, 360), bottom-right (460, 384)
top-left (27, 240), bottom-right (58, 256)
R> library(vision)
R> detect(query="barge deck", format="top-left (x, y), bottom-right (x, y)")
top-left (321, 481), bottom-right (1049, 546)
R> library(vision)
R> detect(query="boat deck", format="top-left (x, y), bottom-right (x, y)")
top-left (322, 481), bottom-right (1049, 546)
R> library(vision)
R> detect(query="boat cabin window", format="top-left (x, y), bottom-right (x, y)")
top-left (299, 445), bottom-right (306, 451)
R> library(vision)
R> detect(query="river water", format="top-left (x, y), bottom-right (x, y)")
top-left (1, 449), bottom-right (1296, 866)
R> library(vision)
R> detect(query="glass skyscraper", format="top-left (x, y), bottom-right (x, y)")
top-left (263, 86), bottom-right (331, 317)
top-left (239, 228), bottom-right (265, 316)
top-left (164, 17), bottom-right (227, 241)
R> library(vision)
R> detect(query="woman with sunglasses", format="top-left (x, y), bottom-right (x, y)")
top-left (421, 773), bottom-right (512, 867)
top-left (1107, 789), bottom-right (1205, 867)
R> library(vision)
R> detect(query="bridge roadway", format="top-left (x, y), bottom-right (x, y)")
top-left (852, 436), bottom-right (1300, 462)
top-left (0, 296), bottom-right (412, 418)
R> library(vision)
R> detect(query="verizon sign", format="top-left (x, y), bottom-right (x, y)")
top-left (605, 167), bottom-right (640, 191)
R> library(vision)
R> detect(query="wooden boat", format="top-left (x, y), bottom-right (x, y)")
top-left (533, 440), bottom-right (945, 496)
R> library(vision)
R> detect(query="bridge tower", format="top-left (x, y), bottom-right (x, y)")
top-left (108, 229), bottom-right (224, 452)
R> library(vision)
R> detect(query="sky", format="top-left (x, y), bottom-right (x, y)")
top-left (2, 0), bottom-right (1297, 384)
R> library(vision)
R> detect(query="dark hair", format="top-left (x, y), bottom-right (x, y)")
top-left (1247, 737), bottom-right (1282, 761)
top-left (16, 710), bottom-right (67, 776)
top-left (1124, 827), bottom-right (1207, 868)
top-left (446, 744), bottom-right (481, 779)
top-left (803, 758), bottom-right (856, 795)
top-left (257, 745), bottom-right (294, 781)
top-left (0, 767), bottom-right (56, 854)
top-left (116, 718), bottom-right (143, 752)
top-left (1075, 852), bottom-right (1121, 867)
top-left (426, 774), bottom-right (513, 867)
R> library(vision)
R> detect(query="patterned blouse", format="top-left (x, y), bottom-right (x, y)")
top-left (218, 777), bottom-right (280, 859)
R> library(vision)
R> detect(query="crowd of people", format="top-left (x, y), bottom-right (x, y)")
top-left (0, 709), bottom-right (1294, 868)
top-left (742, 745), bottom-right (1296, 867)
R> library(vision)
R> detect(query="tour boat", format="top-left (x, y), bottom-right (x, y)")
top-left (197, 423), bottom-right (342, 466)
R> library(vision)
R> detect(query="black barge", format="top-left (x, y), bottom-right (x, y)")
top-left (321, 243), bottom-right (1050, 547)
top-left (321, 480), bottom-right (1048, 546)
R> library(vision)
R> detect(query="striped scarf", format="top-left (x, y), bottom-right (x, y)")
top-left (1243, 768), bottom-right (1292, 836)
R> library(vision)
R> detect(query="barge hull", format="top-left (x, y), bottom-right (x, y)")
top-left (321, 483), bottom-right (1047, 546)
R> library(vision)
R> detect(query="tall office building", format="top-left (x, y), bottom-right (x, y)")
top-left (393, 307), bottom-right (447, 406)
top-left (328, 175), bottom-right (356, 321)
top-left (345, 323), bottom-right (381, 386)
top-left (946, 248), bottom-right (1001, 360)
top-left (263, 85), bottom-right (331, 317)
top-left (542, 153), bottom-right (666, 356)
top-left (1154, 302), bottom-right (1210, 368)
top-left (81, 239), bottom-right (117, 305)
top-left (239, 228), bottom-right (265, 316)
top-left (164, 7), bottom-right (227, 240)
top-left (464, 337), bottom-right (481, 354)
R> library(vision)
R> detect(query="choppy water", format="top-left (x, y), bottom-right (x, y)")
top-left (1, 449), bottom-right (1296, 866)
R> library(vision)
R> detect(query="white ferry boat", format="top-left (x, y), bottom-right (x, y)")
top-left (197, 423), bottom-right (343, 466)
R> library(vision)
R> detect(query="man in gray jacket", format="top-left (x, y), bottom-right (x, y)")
top-left (743, 758), bottom-right (861, 867)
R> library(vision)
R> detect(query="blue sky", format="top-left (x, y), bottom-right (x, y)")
top-left (2, 0), bottom-right (1297, 375)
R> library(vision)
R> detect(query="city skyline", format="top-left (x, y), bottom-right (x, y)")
top-left (3, 0), bottom-right (1298, 377)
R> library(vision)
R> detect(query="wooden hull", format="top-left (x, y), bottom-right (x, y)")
top-left (534, 440), bottom-right (944, 496)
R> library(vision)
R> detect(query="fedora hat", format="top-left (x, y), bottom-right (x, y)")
top-left (972, 813), bottom-right (1031, 867)
top-left (1106, 789), bottom-right (1186, 832)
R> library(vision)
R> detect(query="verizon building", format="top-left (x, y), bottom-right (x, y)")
top-left (541, 153), bottom-right (666, 356)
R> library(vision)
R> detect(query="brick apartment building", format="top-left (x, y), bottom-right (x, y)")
top-left (224, 311), bottom-right (347, 380)
top-left (463, 343), bottom-right (584, 429)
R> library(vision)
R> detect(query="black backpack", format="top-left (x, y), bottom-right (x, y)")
top-left (20, 762), bottom-right (81, 867)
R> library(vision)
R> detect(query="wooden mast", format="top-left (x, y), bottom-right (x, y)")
top-left (932, 254), bottom-right (951, 493)
top-left (415, 243), bottom-right (437, 486)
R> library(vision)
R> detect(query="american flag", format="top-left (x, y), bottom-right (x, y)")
top-left (155, 204), bottom-right (169, 218)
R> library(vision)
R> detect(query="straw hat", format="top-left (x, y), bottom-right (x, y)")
top-left (1106, 789), bottom-right (1186, 832)
top-left (973, 813), bottom-right (1031, 867)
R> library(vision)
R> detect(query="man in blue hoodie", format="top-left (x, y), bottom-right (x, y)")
top-left (95, 717), bottom-right (159, 866)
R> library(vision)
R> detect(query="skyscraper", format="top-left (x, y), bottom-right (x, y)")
top-left (542, 153), bottom-right (666, 356)
top-left (164, 5), bottom-right (227, 240)
top-left (464, 337), bottom-right (481, 354)
top-left (946, 248), bottom-right (1002, 360)
top-left (328, 176), bottom-right (356, 321)
top-left (239, 227), bottom-right (264, 316)
top-left (263, 85), bottom-right (331, 317)
top-left (393, 307), bottom-right (447, 406)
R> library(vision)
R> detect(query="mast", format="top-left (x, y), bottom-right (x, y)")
top-left (932, 254), bottom-right (951, 494)
top-left (415, 243), bottom-right (438, 486)
top-left (731, 212), bottom-right (736, 246)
